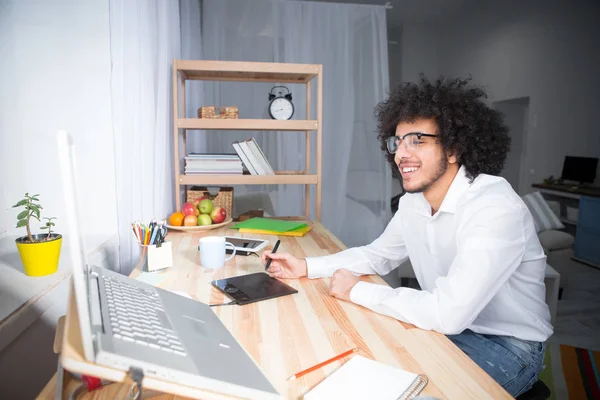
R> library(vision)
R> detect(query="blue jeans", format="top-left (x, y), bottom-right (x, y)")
top-left (447, 330), bottom-right (546, 398)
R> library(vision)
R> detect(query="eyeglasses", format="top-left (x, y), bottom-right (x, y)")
top-left (386, 133), bottom-right (438, 154)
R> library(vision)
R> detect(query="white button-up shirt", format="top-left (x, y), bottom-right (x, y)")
top-left (306, 166), bottom-right (554, 342)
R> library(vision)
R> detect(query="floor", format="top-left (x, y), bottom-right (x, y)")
top-left (381, 261), bottom-right (600, 351)
top-left (549, 261), bottom-right (600, 351)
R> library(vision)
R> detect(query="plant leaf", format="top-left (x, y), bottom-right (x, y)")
top-left (40, 226), bottom-right (48, 230)
top-left (12, 199), bottom-right (27, 207)
top-left (16, 220), bottom-right (28, 228)
top-left (17, 210), bottom-right (29, 219)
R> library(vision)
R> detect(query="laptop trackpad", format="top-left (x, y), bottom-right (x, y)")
top-left (181, 316), bottom-right (209, 338)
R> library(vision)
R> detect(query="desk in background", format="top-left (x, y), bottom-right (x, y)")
top-left (39, 221), bottom-right (512, 399)
top-left (533, 183), bottom-right (600, 268)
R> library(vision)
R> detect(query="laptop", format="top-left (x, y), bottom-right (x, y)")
top-left (56, 130), bottom-right (280, 400)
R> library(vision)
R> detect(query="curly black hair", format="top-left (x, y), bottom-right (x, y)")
top-left (375, 75), bottom-right (511, 182)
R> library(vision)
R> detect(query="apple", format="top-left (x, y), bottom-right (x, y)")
top-left (198, 199), bottom-right (214, 215)
top-left (192, 196), bottom-right (206, 209)
top-left (183, 214), bottom-right (197, 226)
top-left (182, 202), bottom-right (198, 216)
top-left (210, 206), bottom-right (227, 224)
top-left (197, 214), bottom-right (212, 226)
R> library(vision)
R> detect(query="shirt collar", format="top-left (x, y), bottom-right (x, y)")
top-left (437, 165), bottom-right (472, 214)
top-left (411, 165), bottom-right (472, 217)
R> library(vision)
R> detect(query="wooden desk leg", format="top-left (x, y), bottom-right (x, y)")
top-left (54, 315), bottom-right (66, 354)
top-left (53, 315), bottom-right (72, 400)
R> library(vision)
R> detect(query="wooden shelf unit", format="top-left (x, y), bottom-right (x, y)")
top-left (176, 118), bottom-right (318, 131)
top-left (172, 60), bottom-right (323, 220)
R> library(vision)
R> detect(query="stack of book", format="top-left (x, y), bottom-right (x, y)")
top-left (232, 138), bottom-right (275, 176)
top-left (184, 154), bottom-right (244, 175)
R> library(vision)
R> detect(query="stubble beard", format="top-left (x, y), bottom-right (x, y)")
top-left (402, 154), bottom-right (448, 194)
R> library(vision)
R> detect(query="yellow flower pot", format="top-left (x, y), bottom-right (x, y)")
top-left (15, 234), bottom-right (62, 277)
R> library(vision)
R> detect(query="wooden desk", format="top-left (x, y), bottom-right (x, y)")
top-left (38, 221), bottom-right (511, 399)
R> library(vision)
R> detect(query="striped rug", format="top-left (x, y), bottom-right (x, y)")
top-left (541, 343), bottom-right (600, 400)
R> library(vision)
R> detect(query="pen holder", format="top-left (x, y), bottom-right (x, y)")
top-left (140, 242), bottom-right (173, 272)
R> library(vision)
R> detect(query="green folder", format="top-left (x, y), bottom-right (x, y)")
top-left (230, 217), bottom-right (307, 233)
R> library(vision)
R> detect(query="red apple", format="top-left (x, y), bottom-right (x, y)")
top-left (182, 202), bottom-right (198, 216)
top-left (183, 214), bottom-right (197, 226)
top-left (210, 206), bottom-right (227, 224)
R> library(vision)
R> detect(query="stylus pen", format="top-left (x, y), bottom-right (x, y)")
top-left (265, 239), bottom-right (280, 270)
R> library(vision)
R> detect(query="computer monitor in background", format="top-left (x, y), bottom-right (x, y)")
top-left (560, 156), bottom-right (599, 184)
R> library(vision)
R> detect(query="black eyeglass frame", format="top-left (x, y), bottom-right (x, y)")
top-left (386, 133), bottom-right (438, 154)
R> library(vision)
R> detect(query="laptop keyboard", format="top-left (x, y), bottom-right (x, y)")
top-left (102, 277), bottom-right (188, 356)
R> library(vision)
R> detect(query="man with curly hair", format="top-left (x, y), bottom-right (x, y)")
top-left (262, 76), bottom-right (552, 397)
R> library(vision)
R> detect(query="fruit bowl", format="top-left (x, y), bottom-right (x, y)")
top-left (165, 217), bottom-right (233, 232)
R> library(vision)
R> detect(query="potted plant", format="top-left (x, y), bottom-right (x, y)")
top-left (13, 193), bottom-right (62, 277)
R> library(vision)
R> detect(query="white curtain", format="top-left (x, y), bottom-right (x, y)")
top-left (109, 0), bottom-right (181, 274)
top-left (184, 0), bottom-right (391, 247)
top-left (180, 0), bottom-right (205, 153)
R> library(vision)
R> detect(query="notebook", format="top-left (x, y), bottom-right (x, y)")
top-left (304, 355), bottom-right (428, 400)
top-left (238, 225), bottom-right (312, 237)
top-left (230, 218), bottom-right (307, 233)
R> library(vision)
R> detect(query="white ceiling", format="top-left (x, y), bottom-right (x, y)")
top-left (297, 0), bottom-right (469, 29)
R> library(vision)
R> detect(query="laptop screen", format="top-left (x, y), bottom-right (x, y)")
top-left (57, 130), bottom-right (95, 361)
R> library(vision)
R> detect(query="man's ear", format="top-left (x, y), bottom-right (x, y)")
top-left (446, 150), bottom-right (458, 165)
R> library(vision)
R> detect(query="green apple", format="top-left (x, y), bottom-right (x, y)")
top-left (197, 214), bottom-right (212, 226)
top-left (198, 199), bottom-right (214, 214)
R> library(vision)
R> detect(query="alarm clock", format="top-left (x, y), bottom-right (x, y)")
top-left (268, 86), bottom-right (294, 120)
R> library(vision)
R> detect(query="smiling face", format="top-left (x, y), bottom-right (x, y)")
top-left (394, 119), bottom-right (453, 194)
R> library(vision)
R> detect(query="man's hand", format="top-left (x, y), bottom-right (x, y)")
top-left (329, 269), bottom-right (360, 302)
top-left (262, 251), bottom-right (307, 279)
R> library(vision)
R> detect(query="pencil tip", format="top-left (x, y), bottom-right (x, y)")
top-left (287, 375), bottom-right (296, 381)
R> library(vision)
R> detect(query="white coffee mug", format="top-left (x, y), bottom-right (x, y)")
top-left (198, 236), bottom-right (236, 270)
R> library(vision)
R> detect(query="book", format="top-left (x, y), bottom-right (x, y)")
top-left (247, 138), bottom-right (275, 175)
top-left (230, 217), bottom-right (307, 233)
top-left (237, 225), bottom-right (312, 237)
top-left (304, 355), bottom-right (428, 400)
top-left (231, 138), bottom-right (275, 175)
top-left (184, 153), bottom-right (244, 175)
top-left (232, 142), bottom-right (258, 175)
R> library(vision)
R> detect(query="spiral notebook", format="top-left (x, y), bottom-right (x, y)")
top-left (304, 355), bottom-right (428, 400)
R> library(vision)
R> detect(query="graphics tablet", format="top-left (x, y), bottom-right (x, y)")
top-left (211, 273), bottom-right (298, 305)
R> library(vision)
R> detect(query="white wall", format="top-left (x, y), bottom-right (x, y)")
top-left (0, 0), bottom-right (117, 245)
top-left (387, 27), bottom-right (403, 89)
top-left (494, 98), bottom-right (529, 194)
top-left (436, 0), bottom-right (600, 189)
top-left (400, 23), bottom-right (438, 83)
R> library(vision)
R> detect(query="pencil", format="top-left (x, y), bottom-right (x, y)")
top-left (287, 347), bottom-right (358, 381)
